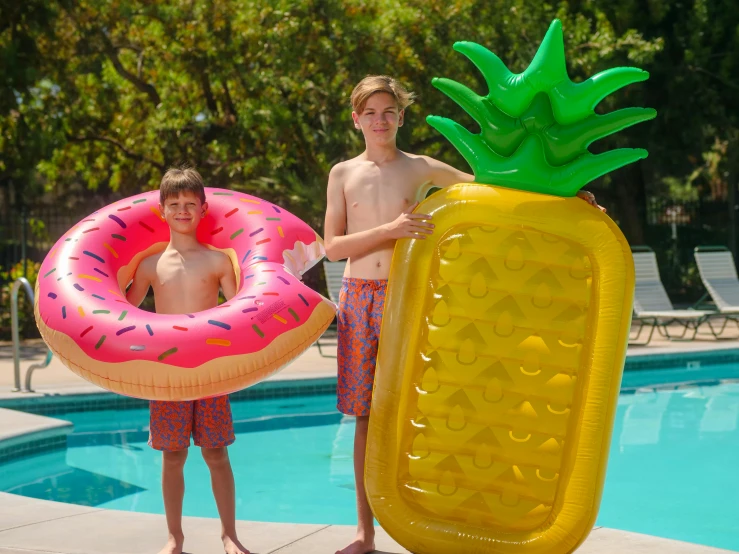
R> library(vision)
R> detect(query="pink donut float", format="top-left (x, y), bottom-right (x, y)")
top-left (34, 188), bottom-right (336, 401)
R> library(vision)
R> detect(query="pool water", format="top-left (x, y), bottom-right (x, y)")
top-left (2, 367), bottom-right (739, 551)
top-left (1, 395), bottom-right (358, 525)
top-left (599, 381), bottom-right (739, 550)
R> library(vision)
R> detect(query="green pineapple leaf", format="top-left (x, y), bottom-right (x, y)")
top-left (450, 20), bottom-right (650, 125)
top-left (428, 19), bottom-right (655, 196)
top-left (432, 79), bottom-right (655, 165)
top-left (427, 116), bottom-right (648, 197)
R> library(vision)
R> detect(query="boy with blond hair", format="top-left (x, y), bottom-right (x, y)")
top-left (127, 167), bottom-right (249, 554)
top-left (324, 75), bottom-right (601, 554)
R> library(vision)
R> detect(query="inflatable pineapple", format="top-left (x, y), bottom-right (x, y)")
top-left (366, 20), bottom-right (653, 554)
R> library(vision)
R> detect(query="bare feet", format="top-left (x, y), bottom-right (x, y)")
top-left (223, 534), bottom-right (250, 554)
top-left (335, 533), bottom-right (375, 554)
top-left (158, 534), bottom-right (184, 554)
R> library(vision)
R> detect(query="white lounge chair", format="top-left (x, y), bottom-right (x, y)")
top-left (694, 246), bottom-right (739, 313)
top-left (315, 260), bottom-right (347, 357)
top-left (630, 246), bottom-right (716, 344)
top-left (693, 245), bottom-right (739, 335)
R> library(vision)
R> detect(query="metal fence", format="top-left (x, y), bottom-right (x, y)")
top-left (2, 206), bottom-right (93, 278)
top-left (1, 194), bottom-right (736, 303)
top-left (641, 196), bottom-right (735, 304)
top-left (1, 200), bottom-right (116, 339)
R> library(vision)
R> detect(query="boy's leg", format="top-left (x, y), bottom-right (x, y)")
top-left (160, 449), bottom-right (188, 554)
top-left (336, 279), bottom-right (385, 554)
top-left (149, 401), bottom-right (193, 554)
top-left (347, 415), bottom-right (374, 553)
top-left (194, 396), bottom-right (247, 554)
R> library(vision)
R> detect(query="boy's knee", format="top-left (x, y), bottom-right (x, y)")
top-left (162, 448), bottom-right (188, 467)
top-left (201, 447), bottom-right (228, 467)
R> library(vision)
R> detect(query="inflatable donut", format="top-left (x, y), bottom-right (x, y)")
top-left (34, 188), bottom-right (336, 401)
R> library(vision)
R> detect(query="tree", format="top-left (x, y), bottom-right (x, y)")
top-left (0, 0), bottom-right (62, 206)
top-left (2, 0), bottom-right (666, 233)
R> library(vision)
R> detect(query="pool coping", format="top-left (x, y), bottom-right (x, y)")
top-left (2, 343), bottom-right (739, 415)
top-left (1, 345), bottom-right (738, 553)
top-left (0, 492), bottom-right (733, 554)
top-left (0, 408), bottom-right (73, 464)
top-left (625, 341), bottom-right (739, 367)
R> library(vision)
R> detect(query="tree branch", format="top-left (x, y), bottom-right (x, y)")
top-left (101, 32), bottom-right (162, 106)
top-left (222, 80), bottom-right (237, 124)
top-left (200, 69), bottom-right (219, 115)
top-left (688, 65), bottom-right (739, 92)
top-left (68, 134), bottom-right (165, 170)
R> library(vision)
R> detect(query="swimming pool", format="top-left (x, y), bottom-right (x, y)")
top-left (1, 366), bottom-right (738, 551)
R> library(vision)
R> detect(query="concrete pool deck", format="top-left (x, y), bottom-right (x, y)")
top-left (1, 331), bottom-right (738, 553)
top-left (0, 490), bottom-right (733, 554)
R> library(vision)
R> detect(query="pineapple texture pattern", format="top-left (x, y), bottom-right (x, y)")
top-left (401, 224), bottom-right (592, 531)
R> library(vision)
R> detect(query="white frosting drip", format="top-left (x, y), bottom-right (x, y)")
top-left (281, 235), bottom-right (325, 279)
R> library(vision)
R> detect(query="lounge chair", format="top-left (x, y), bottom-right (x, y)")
top-left (694, 246), bottom-right (739, 312)
top-left (693, 245), bottom-right (739, 335)
top-left (630, 246), bottom-right (716, 344)
top-left (315, 260), bottom-right (347, 357)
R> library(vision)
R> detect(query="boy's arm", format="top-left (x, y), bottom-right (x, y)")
top-left (422, 156), bottom-right (475, 188)
top-left (125, 258), bottom-right (152, 307)
top-left (323, 165), bottom-right (434, 262)
top-left (218, 255), bottom-right (238, 301)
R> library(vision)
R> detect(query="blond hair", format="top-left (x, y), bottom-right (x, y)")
top-left (159, 166), bottom-right (206, 205)
top-left (350, 75), bottom-right (415, 114)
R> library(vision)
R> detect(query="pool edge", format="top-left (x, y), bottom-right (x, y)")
top-left (0, 492), bottom-right (732, 554)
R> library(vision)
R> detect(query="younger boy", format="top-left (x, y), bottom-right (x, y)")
top-left (323, 75), bottom-right (602, 554)
top-left (126, 167), bottom-right (248, 554)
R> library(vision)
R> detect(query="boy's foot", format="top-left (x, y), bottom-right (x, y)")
top-left (223, 534), bottom-right (250, 554)
top-left (158, 534), bottom-right (184, 554)
top-left (335, 534), bottom-right (376, 554)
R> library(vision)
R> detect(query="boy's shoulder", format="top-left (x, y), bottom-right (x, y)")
top-left (394, 151), bottom-right (442, 182)
top-left (202, 247), bottom-right (232, 273)
top-left (328, 154), bottom-right (369, 179)
top-left (130, 251), bottom-right (160, 284)
top-left (138, 251), bottom-right (161, 272)
top-left (400, 151), bottom-right (437, 168)
top-left (203, 247), bottom-right (229, 262)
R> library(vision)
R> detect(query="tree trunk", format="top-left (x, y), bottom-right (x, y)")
top-left (612, 164), bottom-right (647, 245)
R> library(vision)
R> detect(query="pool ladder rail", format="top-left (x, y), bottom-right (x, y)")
top-left (10, 277), bottom-right (53, 393)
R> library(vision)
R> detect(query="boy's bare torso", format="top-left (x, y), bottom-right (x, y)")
top-left (140, 246), bottom-right (229, 314)
top-left (341, 152), bottom-right (440, 280)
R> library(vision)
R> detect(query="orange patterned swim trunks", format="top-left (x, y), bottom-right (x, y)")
top-left (149, 395), bottom-right (235, 451)
top-left (337, 278), bottom-right (387, 417)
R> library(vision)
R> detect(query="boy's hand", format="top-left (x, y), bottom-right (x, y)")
top-left (576, 190), bottom-right (606, 213)
top-left (384, 202), bottom-right (435, 239)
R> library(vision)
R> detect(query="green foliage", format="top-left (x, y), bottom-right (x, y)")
top-left (0, 1), bottom-right (62, 204)
top-left (1, 0), bottom-right (669, 225)
top-left (0, 0), bottom-right (737, 258)
top-left (0, 259), bottom-right (41, 340)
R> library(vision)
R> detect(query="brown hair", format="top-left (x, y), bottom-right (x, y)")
top-left (350, 75), bottom-right (415, 114)
top-left (159, 167), bottom-right (206, 205)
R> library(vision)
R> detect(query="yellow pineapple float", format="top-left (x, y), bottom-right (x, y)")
top-left (366, 20), bottom-right (655, 554)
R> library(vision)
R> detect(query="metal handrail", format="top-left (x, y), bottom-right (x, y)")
top-left (25, 349), bottom-right (54, 393)
top-left (11, 277), bottom-right (52, 392)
